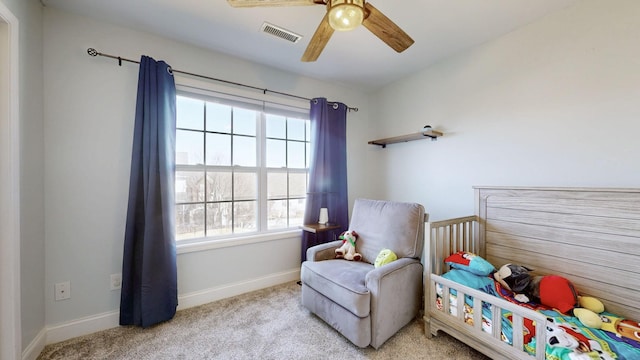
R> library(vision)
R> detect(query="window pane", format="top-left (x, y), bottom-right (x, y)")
top-left (306, 142), bottom-right (311, 168)
top-left (176, 130), bottom-right (204, 165)
top-left (288, 141), bottom-right (306, 169)
top-left (233, 108), bottom-right (256, 136)
top-left (289, 173), bottom-right (307, 198)
top-left (289, 199), bottom-right (305, 226)
top-left (233, 136), bottom-right (256, 166)
top-left (176, 171), bottom-right (205, 203)
top-left (207, 172), bottom-right (232, 202)
top-left (266, 139), bottom-right (286, 168)
top-left (234, 201), bottom-right (257, 233)
top-left (288, 118), bottom-right (306, 141)
top-left (206, 202), bottom-right (232, 236)
top-left (266, 114), bottom-right (286, 139)
top-left (206, 133), bottom-right (231, 166)
top-left (206, 102), bottom-right (231, 133)
top-left (267, 199), bottom-right (288, 230)
top-left (176, 204), bottom-right (205, 240)
top-left (267, 172), bottom-right (287, 199)
top-left (234, 172), bottom-right (257, 201)
top-left (176, 96), bottom-right (204, 131)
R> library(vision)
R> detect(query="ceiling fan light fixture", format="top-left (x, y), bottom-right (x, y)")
top-left (327, 0), bottom-right (364, 32)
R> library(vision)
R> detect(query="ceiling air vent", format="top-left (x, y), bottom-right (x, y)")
top-left (261, 22), bottom-right (302, 44)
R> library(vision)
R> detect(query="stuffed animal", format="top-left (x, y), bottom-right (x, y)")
top-left (335, 230), bottom-right (362, 261)
top-left (573, 297), bottom-right (605, 328)
top-left (374, 248), bottom-right (397, 268)
top-left (493, 264), bottom-right (538, 303)
top-left (574, 296), bottom-right (640, 343)
top-left (494, 264), bottom-right (578, 314)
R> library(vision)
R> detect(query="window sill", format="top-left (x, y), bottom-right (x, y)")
top-left (176, 229), bottom-right (302, 255)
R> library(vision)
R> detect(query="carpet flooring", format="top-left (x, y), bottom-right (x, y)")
top-left (38, 282), bottom-right (488, 359)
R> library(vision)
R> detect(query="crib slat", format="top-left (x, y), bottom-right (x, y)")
top-left (431, 282), bottom-right (437, 315)
top-left (473, 297), bottom-right (482, 332)
top-left (511, 314), bottom-right (524, 351)
top-left (535, 318), bottom-right (547, 360)
top-left (464, 221), bottom-right (470, 251)
top-left (491, 304), bottom-right (502, 340)
top-left (456, 289), bottom-right (465, 321)
top-left (442, 284), bottom-right (450, 315)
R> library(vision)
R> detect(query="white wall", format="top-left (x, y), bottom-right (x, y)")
top-left (0, 0), bottom-right (46, 356)
top-left (370, 0), bottom-right (640, 220)
top-left (42, 7), bottom-right (372, 334)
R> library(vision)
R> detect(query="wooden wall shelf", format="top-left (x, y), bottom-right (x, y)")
top-left (368, 130), bottom-right (443, 148)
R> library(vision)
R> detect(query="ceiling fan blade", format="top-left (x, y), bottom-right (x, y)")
top-left (301, 13), bottom-right (334, 62)
top-left (227, 0), bottom-right (323, 7)
top-left (362, 2), bottom-right (414, 53)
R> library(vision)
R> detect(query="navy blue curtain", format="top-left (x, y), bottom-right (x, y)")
top-left (120, 56), bottom-right (178, 328)
top-left (301, 98), bottom-right (349, 261)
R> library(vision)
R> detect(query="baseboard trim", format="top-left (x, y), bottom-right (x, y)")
top-left (21, 328), bottom-right (46, 360)
top-left (46, 310), bottom-right (120, 345)
top-left (41, 269), bottom-right (300, 346)
top-left (177, 268), bottom-right (300, 310)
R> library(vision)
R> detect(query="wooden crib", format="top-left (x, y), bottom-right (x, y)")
top-left (424, 186), bottom-right (640, 360)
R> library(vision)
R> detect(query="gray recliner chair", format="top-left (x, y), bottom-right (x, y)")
top-left (301, 199), bottom-right (426, 349)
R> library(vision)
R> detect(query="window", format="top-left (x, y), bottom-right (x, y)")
top-left (175, 92), bottom-right (310, 241)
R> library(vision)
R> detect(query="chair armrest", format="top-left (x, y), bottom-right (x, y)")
top-left (365, 258), bottom-right (420, 287)
top-left (365, 257), bottom-right (423, 348)
top-left (306, 240), bottom-right (343, 262)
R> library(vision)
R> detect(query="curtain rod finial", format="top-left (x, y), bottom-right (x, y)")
top-left (87, 48), bottom-right (98, 57)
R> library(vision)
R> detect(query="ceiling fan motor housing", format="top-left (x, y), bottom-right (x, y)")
top-left (327, 0), bottom-right (365, 31)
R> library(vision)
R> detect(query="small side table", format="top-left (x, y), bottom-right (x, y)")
top-left (299, 223), bottom-right (341, 234)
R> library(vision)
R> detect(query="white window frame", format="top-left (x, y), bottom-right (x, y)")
top-left (174, 78), bottom-right (310, 250)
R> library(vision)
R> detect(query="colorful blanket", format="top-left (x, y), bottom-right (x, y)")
top-left (435, 275), bottom-right (640, 360)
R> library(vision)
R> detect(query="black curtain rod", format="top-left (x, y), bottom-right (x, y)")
top-left (86, 48), bottom-right (358, 112)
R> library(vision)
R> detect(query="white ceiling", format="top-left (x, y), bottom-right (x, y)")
top-left (41, 0), bottom-right (580, 91)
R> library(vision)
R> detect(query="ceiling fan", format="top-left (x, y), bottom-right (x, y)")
top-left (227, 0), bottom-right (415, 62)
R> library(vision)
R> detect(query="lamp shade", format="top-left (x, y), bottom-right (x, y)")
top-left (328, 0), bottom-right (364, 31)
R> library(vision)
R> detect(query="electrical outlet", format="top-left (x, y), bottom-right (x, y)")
top-left (110, 273), bottom-right (122, 291)
top-left (55, 281), bottom-right (71, 301)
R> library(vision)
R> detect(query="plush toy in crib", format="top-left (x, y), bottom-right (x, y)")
top-left (494, 264), bottom-right (640, 342)
top-left (493, 264), bottom-right (579, 314)
top-left (335, 230), bottom-right (362, 261)
top-left (574, 296), bottom-right (640, 343)
top-left (494, 264), bottom-right (534, 302)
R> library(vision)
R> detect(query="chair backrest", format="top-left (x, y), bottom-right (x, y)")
top-left (348, 199), bottom-right (426, 264)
